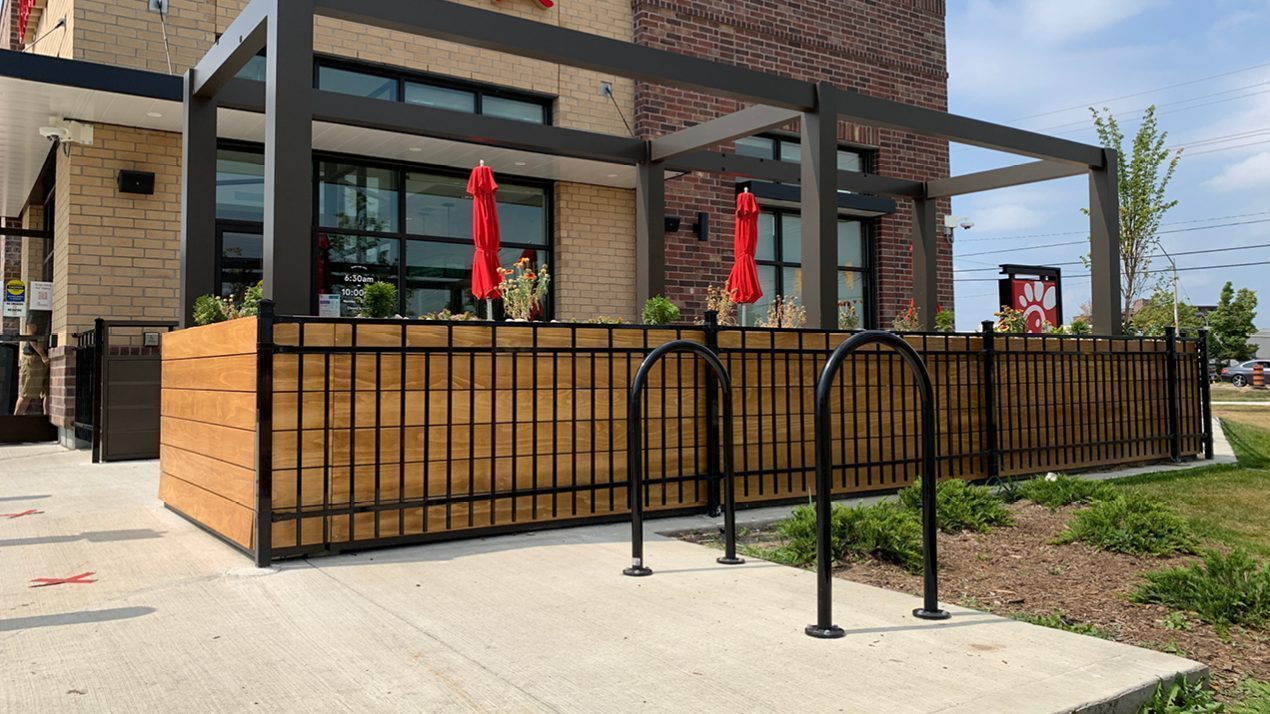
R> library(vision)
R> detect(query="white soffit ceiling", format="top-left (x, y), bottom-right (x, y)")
top-left (0, 74), bottom-right (636, 217)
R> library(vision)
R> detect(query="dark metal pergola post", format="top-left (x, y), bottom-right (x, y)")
top-left (910, 198), bottom-right (939, 331)
top-left (1088, 149), bottom-right (1122, 334)
top-left (263, 0), bottom-right (315, 315)
top-left (635, 162), bottom-right (666, 308)
top-left (179, 74), bottom-right (217, 327)
top-left (800, 84), bottom-right (838, 330)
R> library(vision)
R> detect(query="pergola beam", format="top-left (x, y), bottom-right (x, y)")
top-left (800, 84), bottom-right (839, 330)
top-left (649, 105), bottom-right (800, 162)
top-left (926, 160), bottom-right (1088, 198)
top-left (312, 0), bottom-right (816, 110)
top-left (311, 90), bottom-right (647, 164)
top-left (832, 88), bottom-right (1106, 167)
top-left (664, 151), bottom-right (925, 197)
top-left (190, 0), bottom-right (269, 98)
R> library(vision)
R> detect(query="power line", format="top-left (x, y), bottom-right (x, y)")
top-left (1185, 138), bottom-right (1270, 158)
top-left (954, 241), bottom-right (1270, 273)
top-left (956, 214), bottom-right (1270, 245)
top-left (957, 239), bottom-right (1088, 258)
top-left (1037, 84), bottom-right (1270, 134)
top-left (954, 259), bottom-right (1270, 282)
top-left (1005, 60), bottom-right (1270, 123)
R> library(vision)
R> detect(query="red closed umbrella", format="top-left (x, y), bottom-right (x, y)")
top-left (726, 188), bottom-right (762, 324)
top-left (467, 161), bottom-right (502, 319)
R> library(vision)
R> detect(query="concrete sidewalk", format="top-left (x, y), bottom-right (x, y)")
top-left (2, 446), bottom-right (1204, 713)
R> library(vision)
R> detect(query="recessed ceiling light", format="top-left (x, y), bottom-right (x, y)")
top-left (514, 161), bottom-right (527, 166)
top-left (146, 111), bottom-right (163, 118)
top-left (607, 173), bottom-right (618, 178)
top-left (408, 147), bottom-right (423, 152)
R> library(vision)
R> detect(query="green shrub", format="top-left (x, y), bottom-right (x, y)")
top-left (1233, 679), bottom-right (1270, 714)
top-left (775, 501), bottom-right (923, 573)
top-left (241, 281), bottom-right (263, 316)
top-left (1010, 610), bottom-right (1112, 639)
top-left (1133, 549), bottom-right (1270, 630)
top-left (641, 295), bottom-right (680, 325)
top-left (1056, 493), bottom-right (1198, 557)
top-left (898, 478), bottom-right (1013, 533)
top-left (359, 281), bottom-right (398, 318)
top-left (192, 294), bottom-right (228, 325)
top-left (1138, 676), bottom-right (1222, 714)
top-left (1017, 474), bottom-right (1116, 509)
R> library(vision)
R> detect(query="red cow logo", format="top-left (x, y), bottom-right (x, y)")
top-left (1011, 279), bottom-right (1058, 333)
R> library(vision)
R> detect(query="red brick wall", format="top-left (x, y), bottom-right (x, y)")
top-left (633, 0), bottom-right (952, 325)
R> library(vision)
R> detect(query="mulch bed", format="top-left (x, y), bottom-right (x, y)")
top-left (686, 502), bottom-right (1270, 697)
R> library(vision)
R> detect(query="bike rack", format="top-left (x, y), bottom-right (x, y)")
top-left (624, 340), bottom-right (743, 576)
top-left (806, 331), bottom-right (948, 639)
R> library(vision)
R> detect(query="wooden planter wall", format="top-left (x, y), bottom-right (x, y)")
top-left (159, 316), bottom-right (1208, 563)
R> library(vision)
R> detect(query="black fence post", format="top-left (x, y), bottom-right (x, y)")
top-left (1198, 327), bottom-right (1214, 460)
top-left (979, 320), bottom-right (999, 481)
top-left (1164, 326), bottom-right (1181, 463)
top-left (703, 310), bottom-right (722, 517)
top-left (91, 318), bottom-right (105, 464)
top-left (254, 299), bottom-right (276, 567)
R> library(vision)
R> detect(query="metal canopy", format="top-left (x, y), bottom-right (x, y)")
top-left (182, 0), bottom-right (1120, 332)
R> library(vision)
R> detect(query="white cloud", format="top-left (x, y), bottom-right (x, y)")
top-left (967, 203), bottom-right (1049, 233)
top-left (1018, 0), bottom-right (1161, 46)
top-left (1205, 151), bottom-right (1270, 192)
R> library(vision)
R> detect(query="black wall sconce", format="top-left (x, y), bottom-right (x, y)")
top-left (664, 212), bottom-right (709, 241)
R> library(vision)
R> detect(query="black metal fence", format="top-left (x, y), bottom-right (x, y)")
top-left (238, 305), bottom-right (1210, 563)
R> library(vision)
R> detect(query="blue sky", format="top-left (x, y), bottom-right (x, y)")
top-left (946, 0), bottom-right (1270, 329)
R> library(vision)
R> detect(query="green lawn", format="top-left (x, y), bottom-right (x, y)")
top-left (1111, 419), bottom-right (1270, 558)
top-left (1211, 382), bottom-right (1270, 402)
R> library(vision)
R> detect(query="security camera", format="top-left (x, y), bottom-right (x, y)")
top-left (959, 220), bottom-right (974, 231)
top-left (39, 126), bottom-right (70, 142)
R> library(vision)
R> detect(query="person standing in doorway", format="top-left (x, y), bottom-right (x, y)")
top-left (14, 322), bottom-right (49, 415)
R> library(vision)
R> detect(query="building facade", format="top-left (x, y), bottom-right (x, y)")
top-left (1, 0), bottom-right (949, 442)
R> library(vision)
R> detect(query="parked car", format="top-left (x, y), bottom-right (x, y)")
top-left (1220, 359), bottom-right (1270, 387)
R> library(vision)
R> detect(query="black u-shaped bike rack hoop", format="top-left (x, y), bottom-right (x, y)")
top-left (624, 340), bottom-right (744, 576)
top-left (806, 331), bottom-right (949, 639)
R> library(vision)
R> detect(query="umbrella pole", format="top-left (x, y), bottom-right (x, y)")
top-left (487, 299), bottom-right (495, 321)
top-left (741, 304), bottom-right (747, 326)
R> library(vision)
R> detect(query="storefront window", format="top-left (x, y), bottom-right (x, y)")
top-left (405, 173), bottom-right (547, 245)
top-left (216, 149), bottom-right (265, 222)
top-left (404, 242), bottom-right (547, 318)
top-left (317, 234), bottom-right (401, 317)
top-left (482, 96), bottom-right (547, 124)
top-left (318, 66), bottom-right (398, 101)
top-left (750, 207), bottom-right (872, 328)
top-left (220, 230), bottom-right (262, 298)
top-left (404, 83), bottom-right (475, 112)
top-left (318, 162), bottom-right (399, 232)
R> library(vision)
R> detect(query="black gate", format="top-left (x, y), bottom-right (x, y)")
top-left (80, 319), bottom-right (178, 462)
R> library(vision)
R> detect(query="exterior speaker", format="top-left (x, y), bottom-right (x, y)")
top-left (118, 170), bottom-right (156, 195)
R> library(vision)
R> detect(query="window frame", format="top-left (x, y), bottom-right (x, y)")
top-left (752, 205), bottom-right (875, 329)
top-left (735, 133), bottom-right (874, 174)
top-left (313, 55), bottom-right (554, 126)
top-left (214, 141), bottom-right (555, 318)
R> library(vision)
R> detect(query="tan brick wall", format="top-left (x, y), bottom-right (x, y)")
top-left (19, 205), bottom-right (46, 331)
top-left (52, 123), bottom-right (183, 341)
top-left (26, 0), bottom-right (73, 58)
top-left (553, 182), bottom-right (636, 322)
top-left (67, 0), bottom-right (635, 136)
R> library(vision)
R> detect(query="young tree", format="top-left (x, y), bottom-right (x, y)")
top-left (1127, 288), bottom-right (1202, 336)
top-left (1086, 106), bottom-right (1182, 318)
top-left (1208, 281), bottom-right (1258, 363)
